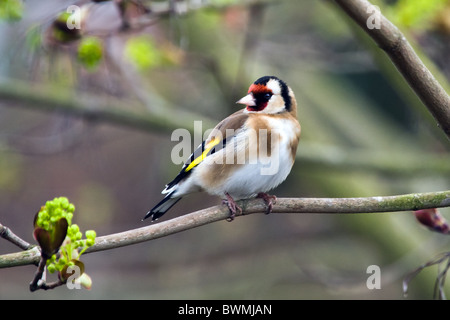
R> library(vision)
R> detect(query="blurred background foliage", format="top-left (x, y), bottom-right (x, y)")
top-left (0, 0), bottom-right (449, 299)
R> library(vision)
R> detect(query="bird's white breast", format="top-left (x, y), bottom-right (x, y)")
top-left (198, 114), bottom-right (300, 199)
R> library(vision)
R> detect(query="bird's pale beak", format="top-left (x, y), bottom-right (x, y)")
top-left (236, 94), bottom-right (256, 106)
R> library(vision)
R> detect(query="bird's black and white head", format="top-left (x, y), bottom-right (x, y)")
top-left (237, 76), bottom-right (297, 116)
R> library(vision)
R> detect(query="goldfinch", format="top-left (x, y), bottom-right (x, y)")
top-left (144, 76), bottom-right (301, 221)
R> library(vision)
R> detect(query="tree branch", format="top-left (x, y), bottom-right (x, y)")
top-left (0, 78), bottom-right (216, 135)
top-left (333, 0), bottom-right (450, 139)
top-left (1, 190), bottom-right (449, 268)
top-left (1, 79), bottom-right (449, 175)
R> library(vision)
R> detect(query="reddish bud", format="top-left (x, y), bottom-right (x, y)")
top-left (414, 208), bottom-right (449, 234)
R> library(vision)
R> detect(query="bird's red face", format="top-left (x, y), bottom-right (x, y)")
top-left (247, 84), bottom-right (274, 112)
top-left (237, 83), bottom-right (273, 112)
top-left (237, 76), bottom-right (293, 115)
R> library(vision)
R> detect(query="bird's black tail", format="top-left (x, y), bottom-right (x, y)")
top-left (143, 192), bottom-right (182, 221)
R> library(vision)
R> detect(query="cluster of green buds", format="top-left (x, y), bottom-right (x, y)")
top-left (33, 197), bottom-right (96, 289)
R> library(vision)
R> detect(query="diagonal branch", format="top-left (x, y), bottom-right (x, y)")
top-left (1, 190), bottom-right (449, 268)
top-left (333, 0), bottom-right (450, 139)
top-left (0, 223), bottom-right (32, 250)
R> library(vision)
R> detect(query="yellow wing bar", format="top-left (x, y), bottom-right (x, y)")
top-left (185, 137), bottom-right (221, 173)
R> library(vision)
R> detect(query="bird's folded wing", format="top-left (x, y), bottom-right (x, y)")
top-left (162, 110), bottom-right (249, 193)
top-left (162, 136), bottom-right (225, 193)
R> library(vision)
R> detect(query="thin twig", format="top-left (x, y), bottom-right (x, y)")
top-left (29, 257), bottom-right (47, 292)
top-left (403, 252), bottom-right (450, 300)
top-left (28, 256), bottom-right (66, 291)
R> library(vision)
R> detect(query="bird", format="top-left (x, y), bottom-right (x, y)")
top-left (144, 76), bottom-right (301, 222)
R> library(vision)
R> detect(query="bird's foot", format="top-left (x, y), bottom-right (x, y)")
top-left (257, 192), bottom-right (277, 214)
top-left (222, 193), bottom-right (242, 222)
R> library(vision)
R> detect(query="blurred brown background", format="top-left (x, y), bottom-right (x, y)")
top-left (0, 0), bottom-right (449, 299)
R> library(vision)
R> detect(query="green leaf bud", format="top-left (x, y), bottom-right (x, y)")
top-left (67, 204), bottom-right (75, 213)
top-left (47, 263), bottom-right (57, 273)
top-left (77, 37), bottom-right (103, 70)
top-left (69, 224), bottom-right (79, 235)
top-left (85, 230), bottom-right (96, 240)
top-left (58, 255), bottom-right (67, 266)
top-left (60, 197), bottom-right (69, 208)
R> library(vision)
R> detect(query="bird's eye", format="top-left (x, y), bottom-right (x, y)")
top-left (264, 93), bottom-right (272, 100)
